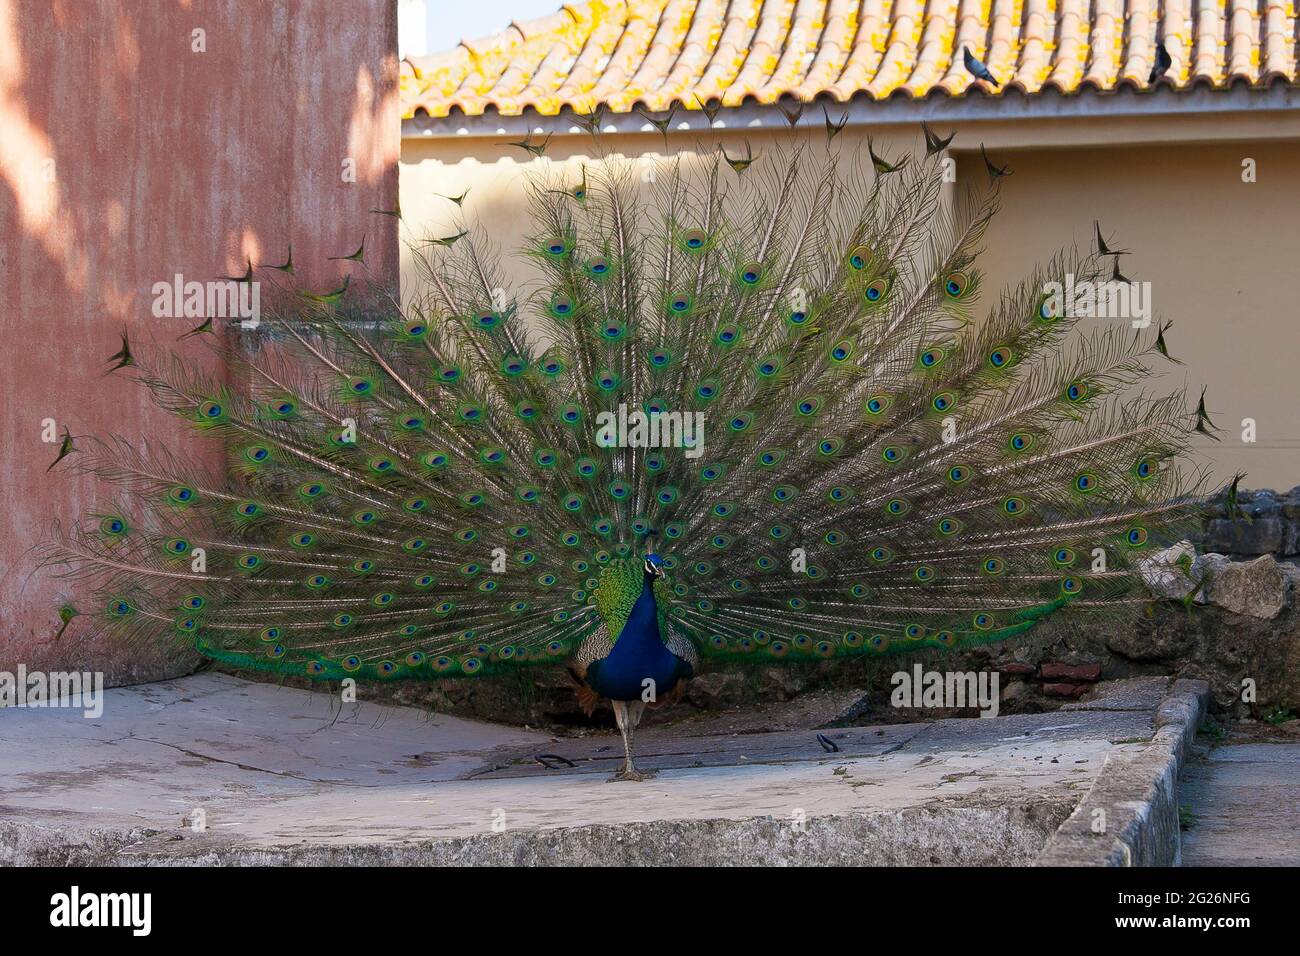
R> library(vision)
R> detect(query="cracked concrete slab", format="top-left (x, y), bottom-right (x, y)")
top-left (0, 673), bottom-right (1194, 866)
top-left (473, 722), bottom-right (924, 778)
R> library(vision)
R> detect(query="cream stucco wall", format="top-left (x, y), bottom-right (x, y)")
top-left (967, 140), bottom-right (1300, 491)
top-left (399, 126), bottom-right (918, 308)
top-left (401, 126), bottom-right (1300, 490)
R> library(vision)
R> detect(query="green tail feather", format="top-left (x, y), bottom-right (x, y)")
top-left (43, 131), bottom-right (1206, 682)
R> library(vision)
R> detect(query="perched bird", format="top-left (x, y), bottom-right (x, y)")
top-left (1149, 42), bottom-right (1173, 83)
top-left (48, 132), bottom-right (1204, 779)
top-left (963, 46), bottom-right (1000, 88)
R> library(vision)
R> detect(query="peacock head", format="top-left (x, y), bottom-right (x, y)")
top-left (643, 552), bottom-right (665, 580)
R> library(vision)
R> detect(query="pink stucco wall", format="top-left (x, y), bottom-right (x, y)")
top-left (0, 0), bottom-right (399, 683)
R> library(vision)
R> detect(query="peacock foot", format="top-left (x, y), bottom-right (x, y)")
top-left (607, 765), bottom-right (657, 783)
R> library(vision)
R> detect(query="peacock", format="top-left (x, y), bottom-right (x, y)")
top-left (46, 128), bottom-right (1207, 782)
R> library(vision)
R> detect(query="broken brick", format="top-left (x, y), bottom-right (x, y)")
top-left (1040, 663), bottom-right (1102, 682)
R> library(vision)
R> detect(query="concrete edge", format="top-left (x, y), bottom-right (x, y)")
top-left (3, 799), bottom-right (1075, 867)
top-left (0, 821), bottom-right (160, 868)
top-left (1034, 679), bottom-right (1209, 867)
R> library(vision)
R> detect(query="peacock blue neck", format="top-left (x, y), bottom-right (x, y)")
top-left (618, 573), bottom-right (661, 646)
top-left (586, 572), bottom-right (679, 702)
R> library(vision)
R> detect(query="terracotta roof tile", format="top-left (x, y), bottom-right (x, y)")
top-left (403, 0), bottom-right (1300, 118)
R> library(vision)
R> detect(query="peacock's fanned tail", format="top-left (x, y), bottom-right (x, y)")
top-left (45, 138), bottom-right (1206, 680)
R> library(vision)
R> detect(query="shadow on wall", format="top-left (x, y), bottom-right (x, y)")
top-left (0, 0), bottom-right (400, 683)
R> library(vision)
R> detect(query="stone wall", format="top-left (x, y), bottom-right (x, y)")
top-left (1196, 487), bottom-right (1300, 560)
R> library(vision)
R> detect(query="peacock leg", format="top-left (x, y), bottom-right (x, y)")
top-left (609, 699), bottom-right (655, 782)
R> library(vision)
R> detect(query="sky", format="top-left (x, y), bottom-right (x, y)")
top-left (416, 0), bottom-right (563, 55)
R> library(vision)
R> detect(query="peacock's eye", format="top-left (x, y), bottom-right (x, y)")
top-left (864, 277), bottom-right (889, 302)
top-left (865, 395), bottom-right (892, 416)
top-left (682, 229), bottom-right (707, 250)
